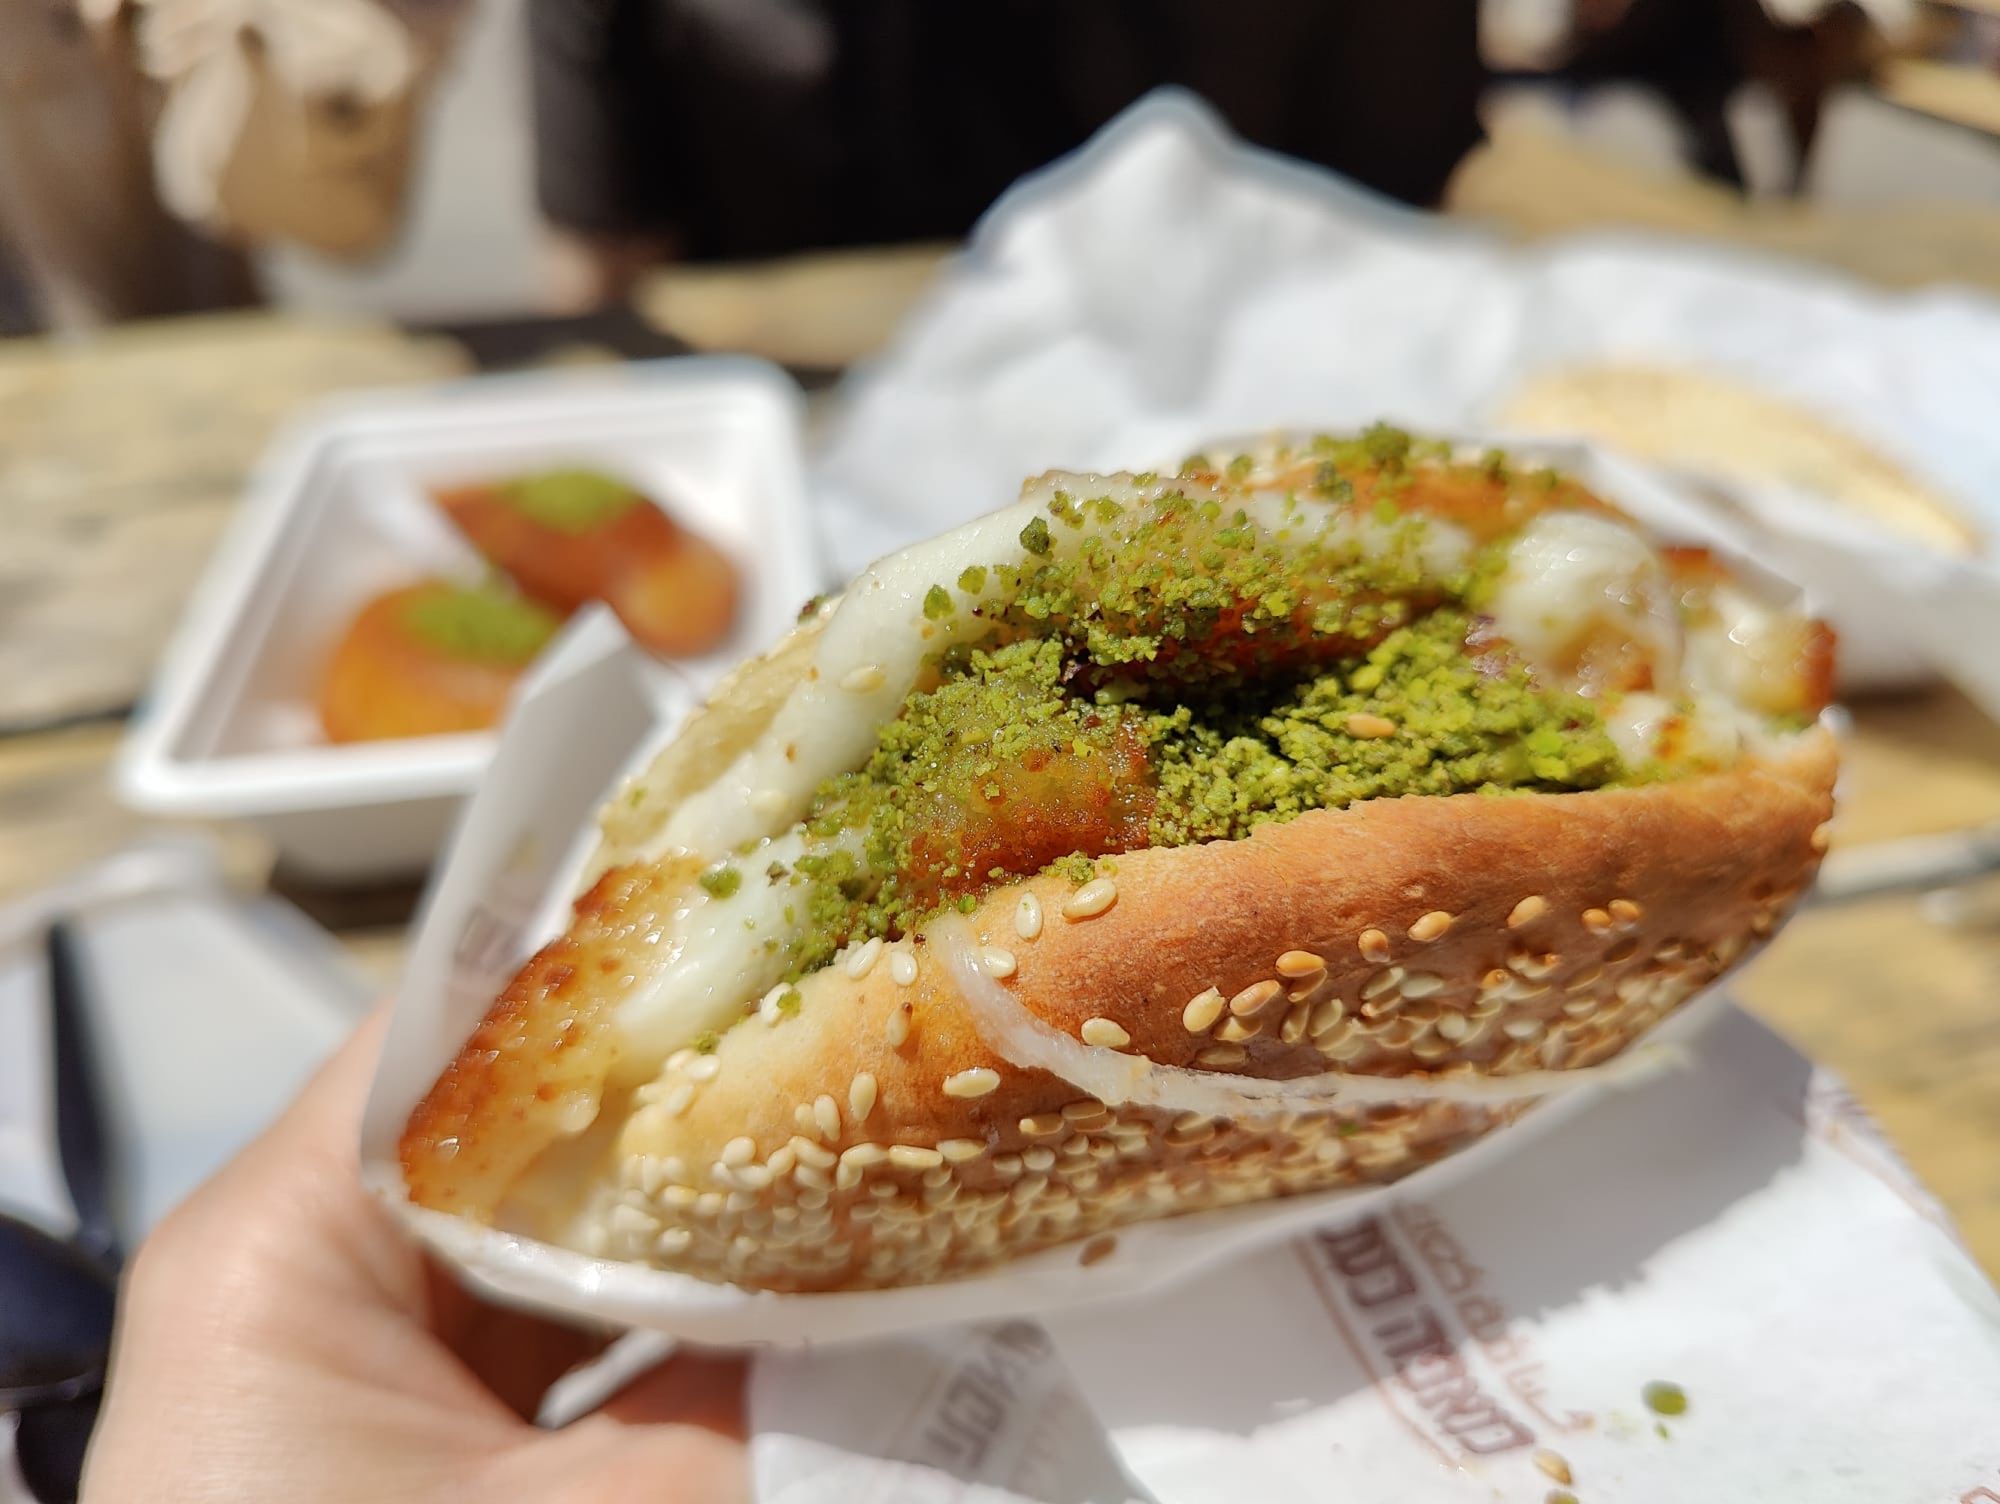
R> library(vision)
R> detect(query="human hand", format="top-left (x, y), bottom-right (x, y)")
top-left (80, 1012), bottom-right (748, 1503)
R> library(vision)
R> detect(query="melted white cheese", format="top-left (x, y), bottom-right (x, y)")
top-left (1684, 580), bottom-right (1805, 721)
top-left (1601, 690), bottom-right (1675, 768)
top-left (1487, 511), bottom-right (1684, 690)
top-left (611, 825), bottom-right (864, 1077)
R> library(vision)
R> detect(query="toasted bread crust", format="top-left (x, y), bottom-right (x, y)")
top-left (548, 728), bottom-right (1835, 1290)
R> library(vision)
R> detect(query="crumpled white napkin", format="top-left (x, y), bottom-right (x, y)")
top-left (813, 90), bottom-right (2000, 703)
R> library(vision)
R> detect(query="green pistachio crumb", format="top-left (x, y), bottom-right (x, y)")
top-left (495, 468), bottom-right (639, 533)
top-left (1642, 1381), bottom-right (1688, 1417)
top-left (698, 866), bottom-right (741, 899)
top-left (1019, 516), bottom-right (1053, 556)
top-left (923, 584), bottom-right (955, 621)
top-left (401, 582), bottom-right (560, 665)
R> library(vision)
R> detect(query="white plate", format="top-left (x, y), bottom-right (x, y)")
top-left (118, 358), bottom-right (820, 880)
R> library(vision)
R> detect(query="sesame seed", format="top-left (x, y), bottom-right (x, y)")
top-left (790, 1135), bottom-right (835, 1169)
top-left (665, 1048), bottom-right (695, 1074)
top-left (1359, 993), bottom-right (1404, 1021)
top-left (992, 1153), bottom-right (1023, 1178)
top-left (1508, 895), bottom-right (1549, 929)
top-left (982, 946), bottom-right (1018, 979)
top-left (839, 663), bottom-right (887, 693)
top-left (1015, 893), bottom-right (1043, 940)
top-left (1309, 998), bottom-right (1348, 1037)
top-left (1502, 1018), bottom-right (1545, 1041)
top-left (1399, 971), bottom-right (1444, 998)
top-left (1435, 1013), bottom-right (1470, 1041)
top-left (1280, 1006), bottom-right (1310, 1045)
top-left (1020, 1113), bottom-right (1064, 1136)
top-left (845, 936), bottom-right (884, 980)
top-left (663, 1083), bottom-right (695, 1117)
top-left (1606, 937), bottom-right (1640, 964)
top-left (885, 1002), bottom-right (912, 1048)
top-left (1276, 949), bottom-right (1325, 979)
top-left (1358, 928), bottom-right (1392, 964)
top-left (735, 1164), bottom-right (774, 1191)
top-left (840, 1143), bottom-right (887, 1169)
top-left (1581, 907), bottom-right (1612, 934)
top-left (684, 1056), bottom-right (721, 1082)
top-left (1609, 898), bottom-right (1644, 928)
top-left (939, 1137), bottom-right (985, 1163)
top-left (1230, 979), bottom-right (1284, 1017)
top-left (1197, 1043), bottom-right (1248, 1068)
top-left (1565, 964), bottom-right (1604, 992)
top-left (849, 1072), bottom-right (878, 1121)
top-left (721, 1136), bottom-right (755, 1168)
top-left (890, 1145), bottom-right (944, 1171)
top-left (1408, 911), bottom-right (1453, 943)
top-left (759, 984), bottom-right (788, 1026)
top-left (889, 951), bottom-right (919, 987)
top-left (814, 1094), bottom-right (842, 1140)
top-left (1023, 1147), bottom-right (1056, 1172)
top-left (1346, 712), bottom-right (1398, 739)
top-left (1182, 987), bottom-right (1225, 1032)
top-left (1810, 823), bottom-right (1832, 853)
top-left (1216, 1016), bottom-right (1261, 1044)
top-left (1081, 1016), bottom-right (1132, 1049)
top-left (943, 1067), bottom-right (1001, 1098)
top-left (656, 1228), bottom-right (693, 1256)
top-left (1511, 949), bottom-right (1560, 980)
top-left (1532, 1449), bottom-right (1573, 1486)
top-left (1060, 1099), bottom-right (1109, 1125)
top-left (1061, 877), bottom-right (1118, 920)
top-left (1362, 966), bottom-right (1404, 1000)
top-left (765, 1144), bottom-right (797, 1177)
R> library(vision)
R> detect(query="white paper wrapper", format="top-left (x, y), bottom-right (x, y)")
top-left (750, 1007), bottom-right (2000, 1503)
top-left (815, 91), bottom-right (2000, 706)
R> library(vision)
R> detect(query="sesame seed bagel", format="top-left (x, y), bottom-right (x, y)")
top-left (400, 430), bottom-right (1840, 1294)
top-left (560, 725), bottom-right (1831, 1290)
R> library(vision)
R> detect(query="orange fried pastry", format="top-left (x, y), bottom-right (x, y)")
top-left (317, 579), bottom-right (560, 743)
top-left (434, 469), bottom-right (740, 657)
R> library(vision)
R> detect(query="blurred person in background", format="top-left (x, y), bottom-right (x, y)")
top-left (0, 0), bottom-right (459, 332)
top-left (1546, 0), bottom-right (1879, 189)
top-left (1, 0), bottom-right (1894, 331)
top-left (530, 0), bottom-right (1488, 307)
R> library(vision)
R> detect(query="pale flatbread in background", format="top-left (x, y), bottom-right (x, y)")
top-left (1500, 364), bottom-right (1981, 556)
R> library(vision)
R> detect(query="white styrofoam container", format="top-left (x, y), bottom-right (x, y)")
top-left (118, 358), bottom-right (821, 881)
